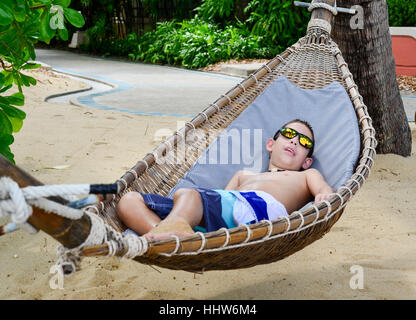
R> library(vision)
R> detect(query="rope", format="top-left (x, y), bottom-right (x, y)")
top-left (0, 177), bottom-right (121, 229)
top-left (55, 210), bottom-right (148, 276)
top-left (0, 177), bottom-right (83, 233)
top-left (0, 176), bottom-right (149, 275)
top-left (308, 0), bottom-right (338, 15)
top-left (307, 19), bottom-right (332, 34)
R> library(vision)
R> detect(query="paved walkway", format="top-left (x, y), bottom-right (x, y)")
top-left (35, 49), bottom-right (242, 117)
top-left (36, 49), bottom-right (415, 121)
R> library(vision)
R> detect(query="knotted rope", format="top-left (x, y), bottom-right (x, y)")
top-left (308, 0), bottom-right (338, 15)
top-left (55, 210), bottom-right (148, 276)
top-left (0, 177), bottom-right (88, 232)
top-left (0, 176), bottom-right (149, 276)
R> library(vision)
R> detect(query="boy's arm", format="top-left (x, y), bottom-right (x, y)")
top-left (224, 170), bottom-right (242, 190)
top-left (306, 169), bottom-right (334, 204)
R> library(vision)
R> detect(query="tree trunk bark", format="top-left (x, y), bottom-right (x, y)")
top-left (332, 0), bottom-right (412, 156)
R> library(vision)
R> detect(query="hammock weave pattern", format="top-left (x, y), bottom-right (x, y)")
top-left (84, 24), bottom-right (377, 273)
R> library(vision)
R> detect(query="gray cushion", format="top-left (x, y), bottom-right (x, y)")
top-left (168, 75), bottom-right (361, 210)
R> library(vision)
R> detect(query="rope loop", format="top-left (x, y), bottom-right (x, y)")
top-left (0, 177), bottom-right (33, 225)
top-left (242, 224), bottom-right (252, 243)
top-left (195, 232), bottom-right (207, 253)
top-left (250, 73), bottom-right (258, 84)
top-left (283, 215), bottom-right (291, 233)
top-left (221, 94), bottom-right (232, 104)
top-left (308, 1), bottom-right (338, 15)
top-left (219, 227), bottom-right (231, 248)
top-left (294, 211), bottom-right (305, 230)
top-left (312, 205), bottom-right (320, 223)
top-left (210, 103), bottom-right (220, 112)
top-left (237, 83), bottom-right (246, 92)
top-left (262, 220), bottom-right (273, 240)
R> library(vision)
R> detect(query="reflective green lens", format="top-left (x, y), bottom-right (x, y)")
top-left (280, 127), bottom-right (313, 150)
top-left (299, 135), bottom-right (313, 149)
top-left (281, 128), bottom-right (296, 138)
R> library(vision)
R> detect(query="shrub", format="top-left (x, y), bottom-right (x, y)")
top-left (129, 18), bottom-right (274, 69)
top-left (244, 0), bottom-right (310, 49)
top-left (387, 0), bottom-right (416, 27)
top-left (195, 0), bottom-right (235, 24)
top-left (80, 0), bottom-right (311, 69)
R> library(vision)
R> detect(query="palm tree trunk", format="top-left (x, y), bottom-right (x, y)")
top-left (332, 0), bottom-right (411, 156)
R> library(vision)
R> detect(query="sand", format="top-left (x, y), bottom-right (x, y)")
top-left (0, 67), bottom-right (415, 300)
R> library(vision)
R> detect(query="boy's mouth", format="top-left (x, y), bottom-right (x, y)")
top-left (285, 146), bottom-right (295, 156)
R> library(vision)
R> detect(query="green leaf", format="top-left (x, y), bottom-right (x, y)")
top-left (53, 0), bottom-right (71, 8)
top-left (0, 103), bottom-right (26, 120)
top-left (63, 7), bottom-right (84, 28)
top-left (8, 116), bottom-right (23, 133)
top-left (0, 109), bottom-right (13, 135)
top-left (0, 143), bottom-right (15, 164)
top-left (0, 2), bottom-right (14, 26)
top-left (3, 72), bottom-right (13, 87)
top-left (6, 92), bottom-right (25, 106)
top-left (39, 9), bottom-right (55, 43)
top-left (58, 26), bottom-right (68, 41)
top-left (0, 84), bottom-right (12, 94)
top-left (13, 0), bottom-right (27, 22)
top-left (0, 73), bottom-right (5, 88)
top-left (18, 73), bottom-right (36, 87)
top-left (0, 133), bottom-right (14, 146)
top-left (22, 63), bottom-right (41, 70)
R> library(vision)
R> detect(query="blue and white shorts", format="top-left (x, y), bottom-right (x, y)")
top-left (140, 188), bottom-right (288, 233)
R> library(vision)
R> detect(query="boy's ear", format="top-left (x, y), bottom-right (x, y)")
top-left (266, 138), bottom-right (275, 153)
top-left (302, 157), bottom-right (313, 170)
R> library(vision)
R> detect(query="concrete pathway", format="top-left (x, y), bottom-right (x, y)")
top-left (35, 49), bottom-right (242, 117)
top-left (37, 49), bottom-right (415, 121)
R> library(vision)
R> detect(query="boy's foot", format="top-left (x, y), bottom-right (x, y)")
top-left (144, 218), bottom-right (194, 240)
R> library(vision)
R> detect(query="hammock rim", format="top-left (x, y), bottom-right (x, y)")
top-left (82, 26), bottom-right (377, 270)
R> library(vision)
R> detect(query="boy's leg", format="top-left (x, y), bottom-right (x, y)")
top-left (117, 192), bottom-right (162, 235)
top-left (145, 188), bottom-right (204, 239)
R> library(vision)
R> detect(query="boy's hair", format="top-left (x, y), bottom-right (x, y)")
top-left (273, 119), bottom-right (315, 157)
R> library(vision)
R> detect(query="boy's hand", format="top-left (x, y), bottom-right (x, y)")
top-left (314, 193), bottom-right (333, 204)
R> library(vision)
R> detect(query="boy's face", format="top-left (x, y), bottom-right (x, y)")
top-left (266, 122), bottom-right (313, 171)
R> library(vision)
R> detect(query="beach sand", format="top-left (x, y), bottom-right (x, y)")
top-left (0, 68), bottom-right (415, 300)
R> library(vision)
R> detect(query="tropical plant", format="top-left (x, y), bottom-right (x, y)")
top-left (0, 0), bottom-right (85, 163)
top-left (195, 0), bottom-right (235, 24)
top-left (128, 17), bottom-right (271, 69)
top-left (387, 0), bottom-right (416, 27)
top-left (244, 0), bottom-right (310, 50)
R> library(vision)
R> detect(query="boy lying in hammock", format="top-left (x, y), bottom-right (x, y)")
top-left (117, 119), bottom-right (334, 239)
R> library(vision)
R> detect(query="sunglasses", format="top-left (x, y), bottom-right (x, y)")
top-left (275, 127), bottom-right (314, 150)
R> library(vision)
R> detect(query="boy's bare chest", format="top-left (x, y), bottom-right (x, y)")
top-left (239, 171), bottom-right (306, 188)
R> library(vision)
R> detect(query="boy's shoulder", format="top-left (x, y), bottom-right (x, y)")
top-left (303, 168), bottom-right (323, 176)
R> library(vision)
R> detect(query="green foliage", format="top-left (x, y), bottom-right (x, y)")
top-left (121, 0), bottom-right (309, 68)
top-left (195, 0), bottom-right (235, 24)
top-left (387, 0), bottom-right (416, 27)
top-left (0, 0), bottom-right (85, 163)
top-left (128, 18), bottom-right (273, 69)
top-left (88, 33), bottom-right (139, 57)
top-left (245, 0), bottom-right (309, 49)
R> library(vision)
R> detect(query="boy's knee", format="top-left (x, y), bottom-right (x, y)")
top-left (173, 188), bottom-right (200, 201)
top-left (117, 191), bottom-right (144, 217)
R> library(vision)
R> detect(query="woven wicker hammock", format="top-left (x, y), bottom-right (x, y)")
top-left (80, 12), bottom-right (377, 273)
